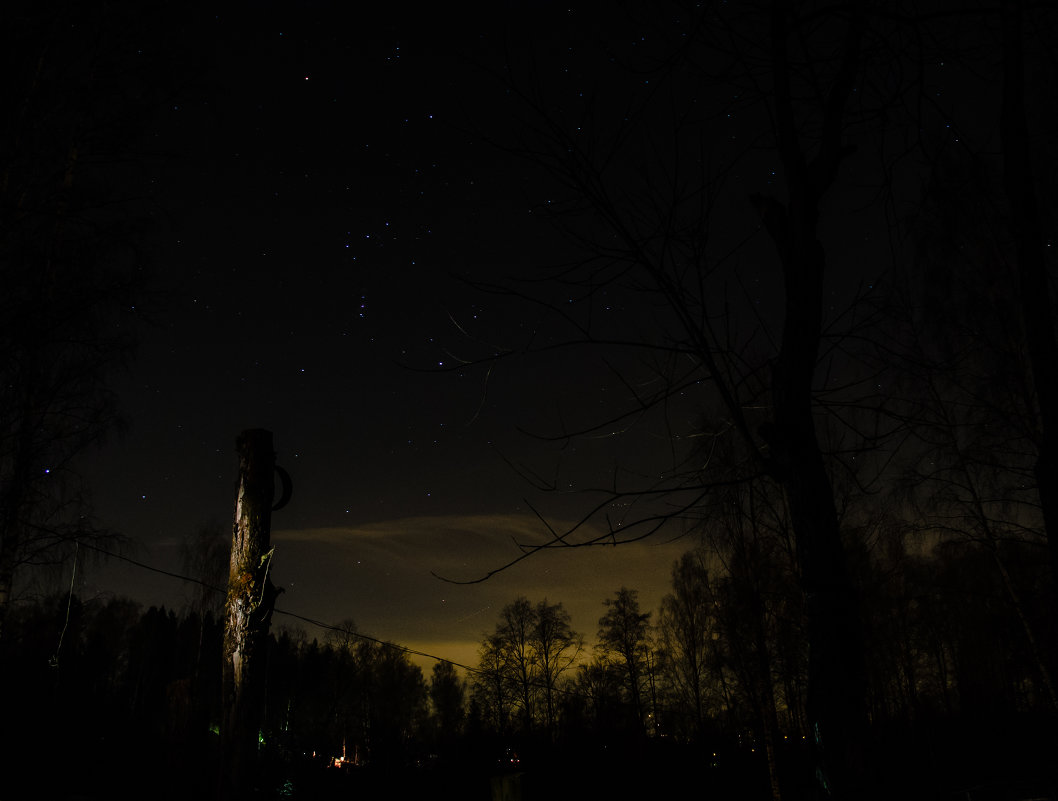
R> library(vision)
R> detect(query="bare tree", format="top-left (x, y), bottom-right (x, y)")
top-left (657, 550), bottom-right (716, 740)
top-left (441, 3), bottom-right (1058, 794)
top-left (180, 520), bottom-right (230, 617)
top-left (530, 599), bottom-right (582, 734)
top-left (498, 596), bottom-right (537, 732)
top-left (0, 3), bottom-right (170, 636)
top-left (472, 632), bottom-right (514, 734)
top-left (473, 596), bottom-right (582, 736)
top-left (447, 5), bottom-right (886, 793)
top-left (477, 597), bottom-right (538, 733)
top-left (597, 587), bottom-right (652, 733)
top-left (429, 660), bottom-right (466, 743)
top-left (888, 37), bottom-right (1058, 711)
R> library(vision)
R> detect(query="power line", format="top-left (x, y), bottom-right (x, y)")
top-left (77, 539), bottom-right (595, 699)
top-left (270, 607), bottom-right (481, 675)
top-left (75, 539), bottom-right (484, 675)
top-left (78, 539), bottom-right (220, 592)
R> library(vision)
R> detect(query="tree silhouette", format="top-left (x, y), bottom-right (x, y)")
top-left (657, 550), bottom-right (718, 740)
top-left (494, 596), bottom-right (537, 732)
top-left (0, 2), bottom-right (178, 636)
top-left (451, 5), bottom-right (891, 792)
top-left (530, 599), bottom-right (582, 735)
top-left (597, 587), bottom-right (652, 734)
top-left (473, 596), bottom-right (582, 737)
top-left (428, 660), bottom-right (467, 758)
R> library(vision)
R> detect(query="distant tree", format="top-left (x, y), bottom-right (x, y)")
top-left (472, 596), bottom-right (582, 736)
top-left (325, 617), bottom-right (360, 654)
top-left (287, 638), bottom-right (334, 754)
top-left (657, 550), bottom-right (716, 739)
top-left (273, 625), bottom-right (428, 767)
top-left (429, 660), bottom-right (466, 749)
top-left (260, 626), bottom-right (302, 754)
top-left (472, 632), bottom-right (514, 734)
top-left (705, 476), bottom-right (808, 801)
top-left (492, 596), bottom-right (538, 731)
top-left (179, 520), bottom-right (229, 617)
top-left (355, 641), bottom-right (427, 766)
top-left (597, 588), bottom-right (652, 733)
top-left (530, 599), bottom-right (582, 734)
top-left (576, 655), bottom-right (623, 734)
top-left (178, 519), bottom-right (229, 712)
top-left (324, 618), bottom-right (362, 757)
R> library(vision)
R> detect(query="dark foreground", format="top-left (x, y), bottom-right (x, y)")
top-left (5, 712), bottom-right (1057, 801)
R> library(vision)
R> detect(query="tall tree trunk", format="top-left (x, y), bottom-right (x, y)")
top-left (755, 4), bottom-right (869, 797)
top-left (1001, 0), bottom-right (1058, 594)
top-left (764, 171), bottom-right (869, 799)
top-left (221, 429), bottom-right (281, 800)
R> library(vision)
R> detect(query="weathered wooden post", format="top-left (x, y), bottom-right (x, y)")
top-left (221, 429), bottom-right (284, 799)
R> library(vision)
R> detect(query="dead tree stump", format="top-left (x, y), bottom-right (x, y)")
top-left (221, 429), bottom-right (282, 799)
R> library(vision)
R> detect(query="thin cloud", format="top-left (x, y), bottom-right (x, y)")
top-left (267, 512), bottom-right (694, 665)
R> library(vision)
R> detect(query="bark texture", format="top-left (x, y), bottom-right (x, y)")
top-left (221, 429), bottom-right (281, 800)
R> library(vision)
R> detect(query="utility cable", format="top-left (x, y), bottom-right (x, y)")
top-left (50, 542), bottom-right (78, 668)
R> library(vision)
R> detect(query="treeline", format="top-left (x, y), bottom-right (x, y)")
top-left (470, 531), bottom-right (1056, 798)
top-left (1, 519), bottom-right (1054, 800)
top-left (0, 597), bottom-right (476, 799)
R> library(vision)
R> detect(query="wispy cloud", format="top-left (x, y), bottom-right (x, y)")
top-left (268, 512), bottom-right (695, 667)
top-left (274, 512), bottom-right (599, 579)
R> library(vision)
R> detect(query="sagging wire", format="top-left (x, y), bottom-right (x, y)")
top-left (49, 542), bottom-right (78, 668)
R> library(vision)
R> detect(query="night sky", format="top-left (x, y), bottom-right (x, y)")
top-left (11, 6), bottom-right (1058, 798)
top-left (77, 4), bottom-right (698, 668)
top-left (36, 0), bottom-right (1001, 673)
